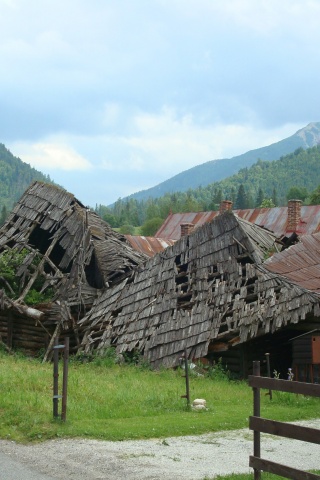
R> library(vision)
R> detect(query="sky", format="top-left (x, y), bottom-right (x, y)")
top-left (1, 0), bottom-right (320, 207)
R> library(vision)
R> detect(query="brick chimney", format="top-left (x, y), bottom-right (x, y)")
top-left (180, 223), bottom-right (195, 237)
top-left (287, 199), bottom-right (302, 232)
top-left (219, 200), bottom-right (233, 214)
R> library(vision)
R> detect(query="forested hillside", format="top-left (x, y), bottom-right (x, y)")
top-left (98, 145), bottom-right (320, 233)
top-left (0, 143), bottom-right (53, 223)
top-left (121, 122), bottom-right (320, 202)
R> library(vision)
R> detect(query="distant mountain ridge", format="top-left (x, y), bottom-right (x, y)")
top-left (123, 122), bottom-right (320, 202)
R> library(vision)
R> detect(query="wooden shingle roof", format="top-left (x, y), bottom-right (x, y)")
top-left (0, 181), bottom-right (147, 314)
top-left (79, 212), bottom-right (320, 368)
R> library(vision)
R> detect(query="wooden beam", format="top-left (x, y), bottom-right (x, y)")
top-left (250, 456), bottom-right (320, 480)
top-left (250, 416), bottom-right (320, 444)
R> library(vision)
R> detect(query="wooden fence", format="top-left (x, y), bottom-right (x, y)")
top-left (248, 361), bottom-right (320, 480)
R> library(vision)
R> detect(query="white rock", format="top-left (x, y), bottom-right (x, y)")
top-left (192, 398), bottom-right (206, 406)
top-left (192, 404), bottom-right (207, 410)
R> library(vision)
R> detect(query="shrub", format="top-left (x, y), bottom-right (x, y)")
top-left (140, 217), bottom-right (164, 236)
top-left (119, 224), bottom-right (135, 235)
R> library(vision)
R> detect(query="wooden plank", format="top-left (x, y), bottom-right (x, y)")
top-left (249, 456), bottom-right (320, 480)
top-left (250, 416), bottom-right (320, 445)
top-left (248, 375), bottom-right (320, 396)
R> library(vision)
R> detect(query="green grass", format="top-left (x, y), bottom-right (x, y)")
top-left (0, 350), bottom-right (319, 443)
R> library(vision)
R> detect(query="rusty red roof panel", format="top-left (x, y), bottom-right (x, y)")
top-left (125, 235), bottom-right (176, 257)
top-left (264, 232), bottom-right (320, 293)
top-left (155, 211), bottom-right (219, 239)
top-left (155, 205), bottom-right (320, 240)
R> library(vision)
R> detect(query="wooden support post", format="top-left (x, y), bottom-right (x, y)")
top-left (253, 361), bottom-right (261, 480)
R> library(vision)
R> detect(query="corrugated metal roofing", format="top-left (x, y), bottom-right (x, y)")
top-left (125, 235), bottom-right (176, 257)
top-left (155, 205), bottom-right (320, 240)
top-left (264, 232), bottom-right (320, 293)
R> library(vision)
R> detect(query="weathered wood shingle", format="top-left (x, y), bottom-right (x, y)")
top-left (79, 212), bottom-right (320, 367)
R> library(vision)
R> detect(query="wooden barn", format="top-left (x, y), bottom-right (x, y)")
top-left (79, 211), bottom-right (320, 377)
top-left (0, 181), bottom-right (147, 357)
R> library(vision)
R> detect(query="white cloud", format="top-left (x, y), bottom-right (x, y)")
top-left (121, 107), bottom-right (303, 176)
top-left (13, 142), bottom-right (92, 171)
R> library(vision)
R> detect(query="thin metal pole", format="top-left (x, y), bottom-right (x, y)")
top-left (61, 337), bottom-right (69, 422)
top-left (53, 337), bottom-right (59, 418)
top-left (184, 348), bottom-right (190, 407)
top-left (253, 361), bottom-right (261, 480)
top-left (265, 352), bottom-right (272, 400)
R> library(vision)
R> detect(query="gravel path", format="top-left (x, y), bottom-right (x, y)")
top-left (0, 419), bottom-right (319, 480)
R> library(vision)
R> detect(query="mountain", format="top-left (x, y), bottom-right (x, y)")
top-left (124, 122), bottom-right (320, 202)
top-left (107, 144), bottom-right (320, 228)
top-left (0, 143), bottom-right (54, 211)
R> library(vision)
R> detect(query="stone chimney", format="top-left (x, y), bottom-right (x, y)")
top-left (180, 223), bottom-right (195, 237)
top-left (287, 199), bottom-right (302, 232)
top-left (219, 200), bottom-right (233, 214)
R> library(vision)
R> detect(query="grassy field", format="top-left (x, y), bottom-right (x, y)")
top-left (0, 348), bottom-right (319, 444)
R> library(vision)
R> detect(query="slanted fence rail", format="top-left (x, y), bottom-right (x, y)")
top-left (248, 361), bottom-right (320, 480)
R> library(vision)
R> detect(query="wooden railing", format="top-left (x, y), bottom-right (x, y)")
top-left (248, 361), bottom-right (320, 480)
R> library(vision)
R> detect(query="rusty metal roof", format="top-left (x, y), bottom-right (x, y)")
top-left (125, 235), bottom-right (176, 257)
top-left (155, 205), bottom-right (320, 240)
top-left (264, 232), bottom-right (320, 293)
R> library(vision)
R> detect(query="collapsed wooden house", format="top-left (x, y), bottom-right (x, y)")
top-left (0, 181), bottom-right (147, 356)
top-left (79, 211), bottom-right (320, 376)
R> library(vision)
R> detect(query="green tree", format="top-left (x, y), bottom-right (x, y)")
top-left (235, 184), bottom-right (247, 209)
top-left (286, 186), bottom-right (309, 202)
top-left (256, 188), bottom-right (264, 207)
top-left (260, 199), bottom-right (275, 208)
top-left (119, 224), bottom-right (135, 235)
top-left (309, 185), bottom-right (320, 205)
top-left (272, 187), bottom-right (278, 206)
top-left (0, 205), bottom-right (8, 225)
top-left (103, 212), bottom-right (119, 228)
top-left (140, 217), bottom-right (164, 236)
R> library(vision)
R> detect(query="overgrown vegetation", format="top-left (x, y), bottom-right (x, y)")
top-left (0, 348), bottom-right (319, 443)
top-left (0, 248), bottom-right (53, 305)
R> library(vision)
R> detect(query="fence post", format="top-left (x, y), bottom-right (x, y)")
top-left (180, 348), bottom-right (191, 407)
top-left (184, 348), bottom-right (190, 406)
top-left (265, 352), bottom-right (272, 400)
top-left (61, 337), bottom-right (69, 422)
top-left (253, 361), bottom-right (261, 480)
top-left (52, 337), bottom-right (69, 421)
top-left (53, 337), bottom-right (60, 418)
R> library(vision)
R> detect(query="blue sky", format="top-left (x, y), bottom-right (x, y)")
top-left (1, 0), bottom-right (319, 207)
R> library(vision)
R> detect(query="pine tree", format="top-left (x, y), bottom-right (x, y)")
top-left (235, 184), bottom-right (247, 209)
top-left (256, 188), bottom-right (264, 207)
top-left (0, 205), bottom-right (7, 225)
